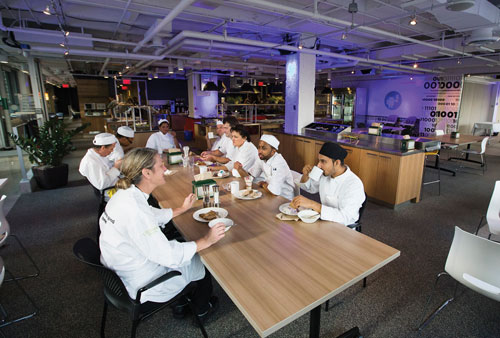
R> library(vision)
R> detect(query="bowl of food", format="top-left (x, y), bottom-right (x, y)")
top-left (298, 210), bottom-right (320, 223)
top-left (208, 218), bottom-right (234, 232)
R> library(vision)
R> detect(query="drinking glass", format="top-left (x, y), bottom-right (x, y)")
top-left (244, 176), bottom-right (253, 190)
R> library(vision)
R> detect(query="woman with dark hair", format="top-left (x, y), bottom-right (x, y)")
top-left (100, 148), bottom-right (225, 320)
top-left (209, 124), bottom-right (259, 177)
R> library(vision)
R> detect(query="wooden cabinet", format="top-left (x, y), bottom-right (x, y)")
top-left (359, 150), bottom-right (380, 198)
top-left (342, 145), bottom-right (360, 175)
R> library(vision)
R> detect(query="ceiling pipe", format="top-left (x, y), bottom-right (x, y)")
top-left (132, 0), bottom-right (196, 53)
top-left (29, 46), bottom-right (164, 61)
top-left (229, 0), bottom-right (498, 65)
top-left (112, 0), bottom-right (133, 39)
top-left (99, 58), bottom-right (110, 75)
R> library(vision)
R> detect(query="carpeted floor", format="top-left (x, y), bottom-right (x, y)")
top-left (1, 153), bottom-right (500, 338)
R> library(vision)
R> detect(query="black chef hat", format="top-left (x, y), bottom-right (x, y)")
top-left (319, 142), bottom-right (347, 161)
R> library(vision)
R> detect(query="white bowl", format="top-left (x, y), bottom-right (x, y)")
top-left (298, 210), bottom-right (320, 223)
top-left (208, 218), bottom-right (234, 231)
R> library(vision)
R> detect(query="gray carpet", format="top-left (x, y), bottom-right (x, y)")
top-left (1, 154), bottom-right (500, 338)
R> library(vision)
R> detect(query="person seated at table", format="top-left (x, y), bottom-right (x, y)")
top-left (206, 120), bottom-right (224, 151)
top-left (79, 133), bottom-right (122, 191)
top-left (290, 142), bottom-right (365, 225)
top-left (100, 148), bottom-right (225, 321)
top-left (146, 119), bottom-right (180, 154)
top-left (208, 124), bottom-right (259, 177)
top-left (108, 126), bottom-right (135, 163)
top-left (233, 134), bottom-right (295, 200)
top-left (201, 116), bottom-right (239, 162)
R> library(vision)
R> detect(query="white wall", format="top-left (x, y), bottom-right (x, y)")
top-left (458, 80), bottom-right (497, 134)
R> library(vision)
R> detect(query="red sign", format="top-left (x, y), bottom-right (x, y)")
top-left (123, 79), bottom-right (131, 85)
top-left (121, 86), bottom-right (128, 90)
top-left (62, 84), bottom-right (69, 88)
top-left (257, 81), bottom-right (264, 86)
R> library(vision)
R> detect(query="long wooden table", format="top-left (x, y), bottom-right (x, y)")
top-left (428, 134), bottom-right (485, 173)
top-left (154, 166), bottom-right (400, 337)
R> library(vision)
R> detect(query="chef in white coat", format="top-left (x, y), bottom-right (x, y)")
top-left (79, 133), bottom-right (121, 190)
top-left (100, 147), bottom-right (225, 319)
top-left (201, 116), bottom-right (238, 162)
top-left (146, 119), bottom-right (180, 154)
top-left (208, 124), bottom-right (259, 177)
top-left (108, 126), bottom-right (135, 163)
top-left (206, 120), bottom-right (224, 151)
top-left (290, 142), bottom-right (365, 225)
top-left (234, 134), bottom-right (295, 200)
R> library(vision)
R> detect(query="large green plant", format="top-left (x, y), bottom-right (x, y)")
top-left (10, 119), bottom-right (89, 167)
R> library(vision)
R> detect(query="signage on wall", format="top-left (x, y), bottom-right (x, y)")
top-left (123, 79), bottom-right (131, 85)
top-left (62, 83), bottom-right (69, 88)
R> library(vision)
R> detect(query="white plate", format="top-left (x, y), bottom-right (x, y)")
top-left (212, 171), bottom-right (230, 179)
top-left (193, 207), bottom-right (228, 222)
top-left (234, 189), bottom-right (262, 200)
top-left (279, 203), bottom-right (307, 216)
top-left (208, 218), bottom-right (235, 232)
top-left (195, 161), bottom-right (213, 166)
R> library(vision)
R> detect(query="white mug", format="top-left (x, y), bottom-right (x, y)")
top-left (199, 165), bottom-right (208, 174)
top-left (230, 181), bottom-right (239, 195)
top-left (208, 132), bottom-right (214, 139)
top-left (309, 166), bottom-right (323, 181)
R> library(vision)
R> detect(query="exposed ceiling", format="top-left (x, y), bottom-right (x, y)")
top-left (2, 0), bottom-right (500, 86)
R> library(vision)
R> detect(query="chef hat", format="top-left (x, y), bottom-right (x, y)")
top-left (216, 120), bottom-right (223, 125)
top-left (93, 133), bottom-right (117, 146)
top-left (260, 134), bottom-right (280, 150)
top-left (319, 142), bottom-right (347, 161)
top-left (117, 126), bottom-right (134, 138)
top-left (158, 119), bottom-right (169, 126)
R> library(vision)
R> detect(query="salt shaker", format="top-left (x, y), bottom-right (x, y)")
top-left (202, 184), bottom-right (211, 208)
top-left (213, 185), bottom-right (220, 207)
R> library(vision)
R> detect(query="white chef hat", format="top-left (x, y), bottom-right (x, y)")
top-left (93, 133), bottom-right (117, 146)
top-left (260, 134), bottom-right (280, 150)
top-left (117, 126), bottom-right (134, 138)
top-left (216, 120), bottom-right (223, 125)
top-left (158, 119), bottom-right (169, 126)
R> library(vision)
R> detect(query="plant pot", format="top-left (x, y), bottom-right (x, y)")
top-left (32, 163), bottom-right (69, 189)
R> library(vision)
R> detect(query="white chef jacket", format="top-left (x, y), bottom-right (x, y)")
top-left (226, 141), bottom-right (259, 177)
top-left (79, 148), bottom-right (120, 190)
top-left (218, 134), bottom-right (235, 157)
top-left (248, 152), bottom-right (295, 200)
top-left (300, 166), bottom-right (365, 225)
top-left (99, 185), bottom-right (204, 303)
top-left (210, 136), bottom-right (221, 151)
top-left (146, 131), bottom-right (176, 154)
top-left (107, 141), bottom-right (124, 162)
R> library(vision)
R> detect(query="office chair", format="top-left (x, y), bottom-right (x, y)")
top-left (73, 238), bottom-right (208, 338)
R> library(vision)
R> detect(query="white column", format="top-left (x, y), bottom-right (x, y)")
top-left (187, 73), bottom-right (196, 117)
top-left (284, 52), bottom-right (316, 134)
top-left (27, 57), bottom-right (49, 124)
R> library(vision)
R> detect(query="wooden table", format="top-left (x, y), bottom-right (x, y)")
top-left (429, 134), bottom-right (485, 168)
top-left (153, 167), bottom-right (400, 337)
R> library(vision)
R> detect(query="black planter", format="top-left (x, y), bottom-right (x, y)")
top-left (32, 163), bottom-right (69, 189)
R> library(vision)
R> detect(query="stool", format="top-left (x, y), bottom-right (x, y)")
top-left (422, 149), bottom-right (441, 198)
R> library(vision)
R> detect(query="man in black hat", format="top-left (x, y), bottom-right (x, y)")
top-left (290, 142), bottom-right (365, 225)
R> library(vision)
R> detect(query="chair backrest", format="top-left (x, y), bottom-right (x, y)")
top-left (480, 137), bottom-right (489, 154)
top-left (386, 115), bottom-right (398, 125)
top-left (486, 181), bottom-right (500, 236)
top-left (0, 256), bottom-right (4, 287)
top-left (358, 196), bottom-right (367, 222)
top-left (290, 170), bottom-right (302, 197)
top-left (73, 238), bottom-right (135, 312)
top-left (0, 195), bottom-right (9, 247)
top-left (435, 129), bottom-right (445, 136)
top-left (445, 227), bottom-right (500, 302)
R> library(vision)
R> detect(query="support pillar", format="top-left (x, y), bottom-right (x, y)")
top-left (284, 52), bottom-right (316, 134)
top-left (26, 56), bottom-right (49, 125)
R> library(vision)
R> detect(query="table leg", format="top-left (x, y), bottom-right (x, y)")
top-left (309, 305), bottom-right (321, 338)
top-left (425, 150), bottom-right (456, 176)
top-left (448, 144), bottom-right (483, 165)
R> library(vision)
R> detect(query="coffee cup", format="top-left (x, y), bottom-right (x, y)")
top-left (230, 181), bottom-right (239, 195)
top-left (309, 166), bottom-right (323, 181)
top-left (199, 165), bottom-right (208, 174)
top-left (208, 132), bottom-right (214, 139)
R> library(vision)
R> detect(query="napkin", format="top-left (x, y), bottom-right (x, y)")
top-left (275, 213), bottom-right (299, 221)
top-left (167, 148), bottom-right (181, 153)
top-left (194, 172), bottom-right (213, 181)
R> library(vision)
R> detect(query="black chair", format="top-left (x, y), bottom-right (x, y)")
top-left (90, 185), bottom-right (114, 242)
top-left (73, 238), bottom-right (208, 338)
top-left (325, 197), bottom-right (367, 312)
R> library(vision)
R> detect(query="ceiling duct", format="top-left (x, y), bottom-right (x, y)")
top-left (466, 28), bottom-right (500, 45)
top-left (446, 0), bottom-right (475, 11)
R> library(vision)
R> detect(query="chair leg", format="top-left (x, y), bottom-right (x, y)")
top-left (0, 270), bottom-right (38, 328)
top-left (4, 235), bottom-right (40, 281)
top-left (100, 301), bottom-right (108, 338)
top-left (325, 300), bottom-right (329, 312)
top-left (437, 155), bottom-right (441, 196)
top-left (362, 277), bottom-right (367, 288)
top-left (475, 216), bottom-right (485, 235)
top-left (187, 297), bottom-right (208, 338)
top-left (417, 272), bottom-right (457, 331)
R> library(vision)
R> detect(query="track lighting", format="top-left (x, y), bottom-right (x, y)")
top-left (230, 70), bottom-right (235, 77)
top-left (64, 49), bottom-right (69, 56)
top-left (64, 31), bottom-right (69, 37)
top-left (409, 15), bottom-right (417, 26)
top-left (341, 31), bottom-right (347, 40)
top-left (413, 63), bottom-right (418, 68)
top-left (177, 59), bottom-right (184, 71)
top-left (154, 73), bottom-right (158, 79)
top-left (59, 42), bottom-right (65, 47)
top-left (168, 66), bottom-right (174, 74)
top-left (0, 55), bottom-right (8, 64)
top-left (125, 63), bottom-right (131, 70)
top-left (351, 70), bottom-right (355, 74)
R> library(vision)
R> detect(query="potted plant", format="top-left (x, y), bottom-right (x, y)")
top-left (10, 119), bottom-right (88, 189)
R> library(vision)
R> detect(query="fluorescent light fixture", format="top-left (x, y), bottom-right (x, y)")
top-left (0, 55), bottom-right (8, 64)
top-left (177, 59), bottom-right (184, 71)
top-left (401, 55), bottom-right (419, 61)
top-left (479, 45), bottom-right (495, 53)
top-left (413, 54), bottom-right (427, 59)
top-left (437, 50), bottom-right (454, 57)
top-left (487, 64), bottom-right (495, 67)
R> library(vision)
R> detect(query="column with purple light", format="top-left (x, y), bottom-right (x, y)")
top-left (284, 52), bottom-right (316, 134)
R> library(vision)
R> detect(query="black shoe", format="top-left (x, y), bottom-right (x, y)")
top-left (171, 300), bottom-right (189, 319)
top-left (195, 296), bottom-right (219, 325)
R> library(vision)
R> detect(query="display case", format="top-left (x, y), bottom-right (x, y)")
top-left (330, 89), bottom-right (356, 125)
top-left (302, 122), bottom-right (351, 141)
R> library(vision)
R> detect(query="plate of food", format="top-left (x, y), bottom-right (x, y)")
top-left (279, 203), bottom-right (307, 216)
top-left (234, 189), bottom-right (262, 200)
top-left (195, 160), bottom-right (213, 166)
top-left (212, 170), bottom-right (230, 179)
top-left (193, 208), bottom-right (228, 222)
top-left (163, 169), bottom-right (177, 176)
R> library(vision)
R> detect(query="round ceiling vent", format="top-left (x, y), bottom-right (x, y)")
top-left (466, 28), bottom-right (500, 45)
top-left (446, 0), bottom-right (475, 11)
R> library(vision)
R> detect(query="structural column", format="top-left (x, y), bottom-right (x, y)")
top-left (26, 56), bottom-right (49, 124)
top-left (284, 52), bottom-right (316, 134)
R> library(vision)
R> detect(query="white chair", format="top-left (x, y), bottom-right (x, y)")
top-left (435, 130), bottom-right (458, 159)
top-left (459, 136), bottom-right (489, 174)
top-left (418, 227), bottom-right (500, 330)
top-left (290, 170), bottom-right (302, 197)
top-left (475, 181), bottom-right (500, 240)
top-left (0, 255), bottom-right (38, 328)
top-left (0, 195), bottom-right (39, 281)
